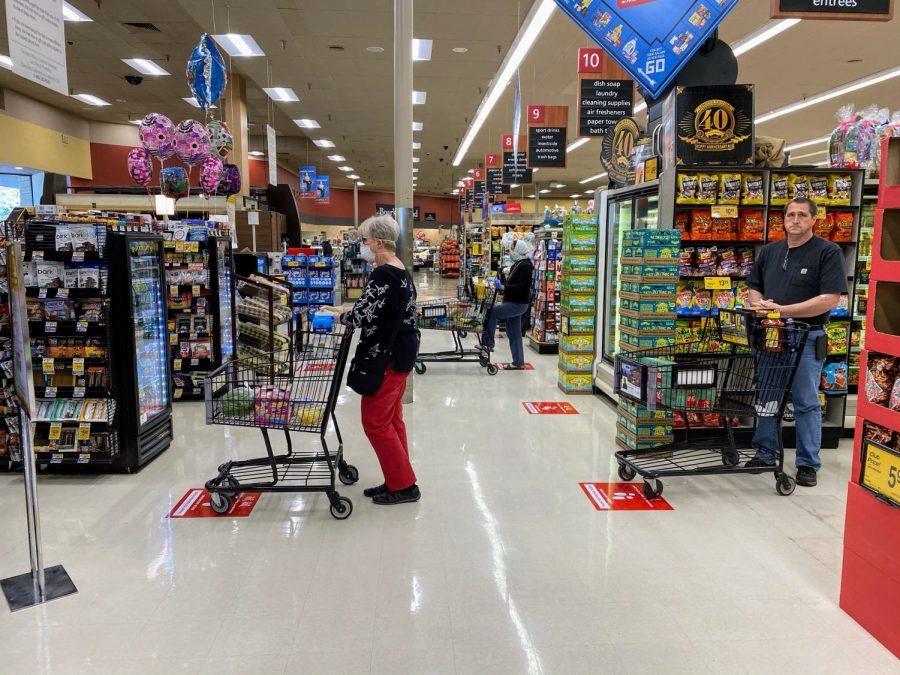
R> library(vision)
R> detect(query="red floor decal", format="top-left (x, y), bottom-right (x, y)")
top-left (522, 401), bottom-right (579, 414)
top-left (167, 489), bottom-right (261, 518)
top-left (500, 363), bottom-right (535, 370)
top-left (579, 483), bottom-right (674, 511)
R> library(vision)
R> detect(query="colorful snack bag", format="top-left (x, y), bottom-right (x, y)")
top-left (741, 173), bottom-right (764, 204)
top-left (830, 212), bottom-right (854, 242)
top-left (677, 173), bottom-right (700, 203)
top-left (738, 210), bottom-right (764, 241)
top-left (770, 174), bottom-right (789, 204)
top-left (697, 174), bottom-right (718, 203)
top-left (828, 174), bottom-right (852, 205)
top-left (719, 173), bottom-right (742, 204)
top-left (813, 212), bottom-right (834, 239)
top-left (768, 212), bottom-right (785, 240)
top-left (788, 174), bottom-right (810, 200)
top-left (675, 211), bottom-right (690, 240)
top-left (690, 210), bottom-right (713, 240)
top-left (808, 175), bottom-right (829, 204)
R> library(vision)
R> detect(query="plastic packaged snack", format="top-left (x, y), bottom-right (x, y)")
top-left (768, 213), bottom-right (785, 240)
top-left (828, 175), bottom-right (852, 205)
top-left (690, 210), bottom-right (714, 240)
top-left (741, 174), bottom-right (764, 204)
top-left (677, 173), bottom-right (700, 203)
top-left (866, 355), bottom-right (897, 406)
top-left (697, 174), bottom-right (718, 203)
top-left (788, 174), bottom-right (810, 200)
top-left (738, 210), bottom-right (764, 241)
top-left (719, 173), bottom-right (742, 204)
top-left (770, 174), bottom-right (789, 204)
top-left (830, 212), bottom-right (854, 242)
top-left (808, 175), bottom-right (829, 204)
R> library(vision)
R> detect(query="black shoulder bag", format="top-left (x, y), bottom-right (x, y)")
top-left (346, 272), bottom-right (410, 396)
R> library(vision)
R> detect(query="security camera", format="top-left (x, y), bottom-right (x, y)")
top-left (124, 75), bottom-right (143, 86)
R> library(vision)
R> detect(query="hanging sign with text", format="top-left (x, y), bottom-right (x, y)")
top-left (527, 105), bottom-right (568, 168)
top-left (502, 134), bottom-right (533, 185)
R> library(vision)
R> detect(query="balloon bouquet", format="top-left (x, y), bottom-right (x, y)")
top-left (127, 34), bottom-right (242, 201)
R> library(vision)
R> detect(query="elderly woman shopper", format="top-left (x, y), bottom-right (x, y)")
top-left (482, 239), bottom-right (535, 370)
top-left (330, 215), bottom-right (421, 505)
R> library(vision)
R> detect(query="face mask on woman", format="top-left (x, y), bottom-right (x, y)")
top-left (360, 243), bottom-right (376, 262)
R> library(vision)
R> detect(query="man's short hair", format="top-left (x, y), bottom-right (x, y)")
top-left (784, 196), bottom-right (818, 218)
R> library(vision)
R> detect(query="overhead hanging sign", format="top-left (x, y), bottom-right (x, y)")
top-left (772, 0), bottom-right (893, 21)
top-left (601, 117), bottom-right (642, 186)
top-left (266, 125), bottom-right (277, 185)
top-left (552, 0), bottom-right (740, 100)
top-left (6, 0), bottom-right (69, 96)
top-left (501, 134), bottom-right (533, 184)
top-left (299, 166), bottom-right (317, 200)
top-left (487, 168), bottom-right (510, 195)
top-left (527, 105), bottom-right (568, 168)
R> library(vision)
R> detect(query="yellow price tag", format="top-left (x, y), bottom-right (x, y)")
top-left (72, 357), bottom-right (85, 374)
top-left (48, 422), bottom-right (62, 440)
top-left (862, 441), bottom-right (900, 506)
top-left (704, 277), bottom-right (732, 290)
top-left (42, 358), bottom-right (55, 374)
top-left (78, 423), bottom-right (91, 441)
top-left (711, 205), bottom-right (738, 219)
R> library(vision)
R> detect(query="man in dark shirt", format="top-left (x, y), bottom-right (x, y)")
top-left (745, 196), bottom-right (847, 487)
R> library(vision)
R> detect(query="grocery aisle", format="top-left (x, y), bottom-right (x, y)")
top-left (0, 270), bottom-right (895, 674)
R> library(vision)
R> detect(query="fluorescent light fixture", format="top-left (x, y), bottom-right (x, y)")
top-left (338, 166), bottom-right (354, 172)
top-left (313, 139), bottom-right (336, 148)
top-left (732, 19), bottom-right (800, 57)
top-left (72, 94), bottom-right (110, 106)
top-left (62, 1), bottom-right (92, 21)
top-left (412, 38), bottom-right (433, 61)
top-left (294, 118), bottom-right (321, 129)
top-left (791, 149), bottom-right (828, 161)
top-left (356, 181), bottom-right (366, 186)
top-left (757, 65), bottom-right (900, 124)
top-left (122, 59), bottom-right (170, 76)
top-left (327, 155), bottom-right (346, 162)
top-left (263, 87), bottom-right (299, 102)
top-left (634, 100), bottom-right (647, 114)
top-left (785, 135), bottom-right (831, 152)
top-left (413, 142), bottom-right (421, 150)
top-left (566, 138), bottom-right (590, 153)
top-left (212, 34), bottom-right (265, 57)
top-left (248, 150), bottom-right (265, 156)
top-left (413, 122), bottom-right (423, 131)
top-left (452, 0), bottom-right (556, 166)
top-left (570, 194), bottom-right (582, 198)
top-left (0, 55), bottom-right (13, 69)
top-left (348, 174), bottom-right (360, 179)
top-left (579, 172), bottom-right (608, 184)
top-left (510, 183), bottom-right (520, 189)
top-left (413, 157), bottom-right (420, 163)
top-left (413, 91), bottom-right (427, 105)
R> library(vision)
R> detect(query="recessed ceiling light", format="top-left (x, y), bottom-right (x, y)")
top-left (367, 46), bottom-right (385, 53)
top-left (579, 172), bottom-right (608, 184)
top-left (327, 155), bottom-right (346, 162)
top-left (452, 47), bottom-right (468, 53)
top-left (412, 122), bottom-right (423, 131)
top-left (212, 34), bottom-right (265, 57)
top-left (248, 150), bottom-right (265, 156)
top-left (0, 55), bottom-right (11, 70)
top-left (338, 166), bottom-right (354, 172)
top-left (413, 142), bottom-right (421, 150)
top-left (294, 119), bottom-right (321, 129)
top-left (347, 174), bottom-right (360, 179)
top-left (313, 139), bottom-right (336, 148)
top-left (413, 91), bottom-right (427, 105)
top-left (122, 59), bottom-right (170, 76)
top-left (72, 94), bottom-right (111, 106)
top-left (412, 38), bottom-right (433, 61)
top-left (539, 189), bottom-right (551, 194)
top-left (183, 96), bottom-right (216, 109)
top-left (263, 87), bottom-right (299, 102)
top-left (62, 1), bottom-right (92, 21)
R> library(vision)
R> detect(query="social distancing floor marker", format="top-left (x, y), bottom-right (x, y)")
top-left (579, 482), bottom-right (674, 511)
top-left (167, 488), bottom-right (261, 518)
top-left (500, 363), bottom-right (535, 370)
top-left (522, 401), bottom-right (579, 414)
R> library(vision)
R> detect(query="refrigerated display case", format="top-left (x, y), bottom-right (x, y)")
top-left (110, 232), bottom-right (172, 471)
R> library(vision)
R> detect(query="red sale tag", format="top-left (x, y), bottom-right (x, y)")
top-left (579, 483), bottom-right (674, 511)
top-left (522, 401), bottom-right (578, 415)
top-left (527, 105), bottom-right (546, 124)
top-left (167, 488), bottom-right (261, 519)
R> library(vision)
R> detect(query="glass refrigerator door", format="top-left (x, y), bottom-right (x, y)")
top-left (129, 240), bottom-right (169, 427)
top-left (603, 197), bottom-right (634, 362)
top-left (216, 241), bottom-right (234, 362)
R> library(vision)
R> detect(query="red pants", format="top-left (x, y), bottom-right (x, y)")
top-left (360, 366), bottom-right (416, 491)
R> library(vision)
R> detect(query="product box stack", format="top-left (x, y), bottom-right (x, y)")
top-left (840, 137), bottom-right (900, 659)
top-left (558, 214), bottom-right (599, 394)
top-left (614, 228), bottom-right (681, 453)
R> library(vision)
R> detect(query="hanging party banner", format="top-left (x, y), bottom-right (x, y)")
top-left (315, 175), bottom-right (330, 204)
top-left (300, 166), bottom-right (317, 200)
top-left (552, 0), bottom-right (740, 100)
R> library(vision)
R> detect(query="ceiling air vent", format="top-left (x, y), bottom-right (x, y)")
top-left (122, 22), bottom-right (161, 33)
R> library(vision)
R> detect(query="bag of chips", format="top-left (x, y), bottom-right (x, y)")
top-left (691, 210), bottom-right (713, 239)
top-left (677, 173), bottom-right (700, 203)
top-left (719, 173), bottom-right (741, 204)
top-left (788, 174), bottom-right (810, 200)
top-left (866, 355), bottom-right (898, 406)
top-left (830, 211), bottom-right (854, 242)
top-left (738, 210), bottom-right (764, 241)
top-left (741, 174), bottom-right (764, 204)
top-left (808, 175), bottom-right (829, 204)
top-left (813, 212), bottom-right (834, 239)
top-left (768, 212), bottom-right (785, 240)
top-left (697, 174), bottom-right (718, 203)
top-left (828, 175), bottom-right (852, 205)
top-left (770, 174), bottom-right (789, 204)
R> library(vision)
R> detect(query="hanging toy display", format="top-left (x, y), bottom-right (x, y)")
top-left (199, 155), bottom-right (224, 195)
top-left (207, 119), bottom-right (233, 159)
top-left (186, 34), bottom-right (228, 112)
top-left (174, 119), bottom-right (212, 166)
top-left (160, 166), bottom-right (190, 200)
top-left (138, 113), bottom-right (176, 161)
top-left (127, 147), bottom-right (153, 187)
top-left (218, 163), bottom-right (242, 195)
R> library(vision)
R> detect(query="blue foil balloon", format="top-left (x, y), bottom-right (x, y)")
top-left (186, 34), bottom-right (227, 112)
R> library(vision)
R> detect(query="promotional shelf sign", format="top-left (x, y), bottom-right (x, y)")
top-left (553, 0), bottom-right (740, 100)
top-left (527, 105), bottom-right (568, 169)
top-left (300, 166), bottom-right (317, 200)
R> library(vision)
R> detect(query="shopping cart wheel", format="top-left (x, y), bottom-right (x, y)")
top-left (722, 449), bottom-right (740, 467)
top-left (414, 362), bottom-right (426, 375)
top-left (617, 462), bottom-right (637, 481)
top-left (775, 474), bottom-right (796, 496)
top-left (339, 464), bottom-right (359, 485)
top-left (209, 492), bottom-right (232, 515)
top-left (486, 363), bottom-right (499, 375)
top-left (330, 496), bottom-right (353, 520)
top-left (642, 480), bottom-right (663, 500)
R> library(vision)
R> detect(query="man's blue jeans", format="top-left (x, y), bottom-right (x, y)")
top-left (752, 329), bottom-right (825, 470)
top-left (483, 302), bottom-right (530, 367)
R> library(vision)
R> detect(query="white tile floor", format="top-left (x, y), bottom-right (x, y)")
top-left (0, 271), bottom-right (897, 674)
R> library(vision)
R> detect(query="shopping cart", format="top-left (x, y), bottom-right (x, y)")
top-left (613, 309), bottom-right (811, 499)
top-left (203, 325), bottom-right (358, 519)
top-left (413, 284), bottom-right (498, 375)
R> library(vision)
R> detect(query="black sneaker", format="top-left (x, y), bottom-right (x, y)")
top-left (796, 466), bottom-right (817, 487)
top-left (372, 484), bottom-right (421, 505)
top-left (744, 457), bottom-right (775, 473)
top-left (363, 484), bottom-right (389, 498)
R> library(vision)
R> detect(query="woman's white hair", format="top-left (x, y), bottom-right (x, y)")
top-left (359, 215), bottom-right (400, 251)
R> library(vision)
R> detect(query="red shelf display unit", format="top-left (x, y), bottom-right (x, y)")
top-left (840, 136), bottom-right (900, 659)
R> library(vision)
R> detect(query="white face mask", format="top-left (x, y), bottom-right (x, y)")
top-left (359, 244), bottom-right (376, 262)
